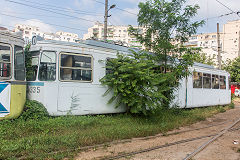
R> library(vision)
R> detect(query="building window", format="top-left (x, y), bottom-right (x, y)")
top-left (203, 73), bottom-right (211, 88)
top-left (193, 72), bottom-right (202, 88)
top-left (0, 44), bottom-right (11, 79)
top-left (212, 35), bottom-right (216, 38)
top-left (60, 53), bottom-right (92, 81)
top-left (14, 46), bottom-right (25, 80)
top-left (212, 74), bottom-right (219, 89)
top-left (25, 31), bottom-right (29, 34)
top-left (220, 76), bottom-right (226, 89)
top-left (38, 51), bottom-right (56, 81)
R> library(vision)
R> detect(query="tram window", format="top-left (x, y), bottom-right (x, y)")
top-left (39, 51), bottom-right (56, 81)
top-left (0, 45), bottom-right (11, 78)
top-left (220, 76), bottom-right (226, 89)
top-left (60, 53), bottom-right (92, 81)
top-left (14, 46), bottom-right (25, 80)
top-left (193, 72), bottom-right (202, 88)
top-left (212, 74), bottom-right (219, 89)
top-left (203, 73), bottom-right (211, 88)
top-left (27, 51), bottom-right (39, 81)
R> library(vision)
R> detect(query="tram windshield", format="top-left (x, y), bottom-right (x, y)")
top-left (0, 44), bottom-right (11, 78)
top-left (27, 51), bottom-right (39, 81)
top-left (38, 51), bottom-right (56, 81)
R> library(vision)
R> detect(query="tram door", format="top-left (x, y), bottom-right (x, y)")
top-left (28, 51), bottom-right (58, 114)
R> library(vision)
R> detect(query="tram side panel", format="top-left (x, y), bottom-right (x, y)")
top-left (28, 47), bottom-right (126, 116)
top-left (185, 68), bottom-right (231, 108)
top-left (56, 52), bottom-right (126, 115)
top-left (0, 82), bottom-right (11, 118)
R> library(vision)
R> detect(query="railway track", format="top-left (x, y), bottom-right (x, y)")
top-left (99, 118), bottom-right (240, 160)
top-left (19, 119), bottom-right (232, 159)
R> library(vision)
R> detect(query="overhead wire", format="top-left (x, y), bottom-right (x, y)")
top-left (90, 0), bottom-right (138, 16)
top-left (19, 0), bottom-right (103, 15)
top-left (0, 13), bottom-right (88, 32)
top-left (215, 0), bottom-right (240, 18)
top-left (4, 0), bottom-right (96, 23)
top-left (1, 11), bottom-right (100, 19)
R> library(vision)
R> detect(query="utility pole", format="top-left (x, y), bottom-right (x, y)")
top-left (104, 0), bottom-right (108, 42)
top-left (217, 23), bottom-right (221, 69)
top-left (238, 31), bottom-right (240, 57)
top-left (103, 0), bottom-right (115, 42)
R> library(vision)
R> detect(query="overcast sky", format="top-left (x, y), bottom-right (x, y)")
top-left (1, 0), bottom-right (240, 38)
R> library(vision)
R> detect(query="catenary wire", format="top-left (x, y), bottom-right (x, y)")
top-left (1, 11), bottom-right (101, 19)
top-left (90, 0), bottom-right (138, 16)
top-left (11, 0), bottom-right (103, 16)
top-left (18, 0), bottom-right (103, 15)
top-left (1, 13), bottom-right (88, 32)
top-left (215, 0), bottom-right (240, 18)
top-left (4, 0), bottom-right (96, 23)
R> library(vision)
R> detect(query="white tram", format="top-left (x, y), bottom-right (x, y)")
top-left (173, 63), bottom-right (231, 108)
top-left (28, 39), bottom-right (231, 116)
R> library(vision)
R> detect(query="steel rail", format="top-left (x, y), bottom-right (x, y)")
top-left (183, 117), bottom-right (240, 160)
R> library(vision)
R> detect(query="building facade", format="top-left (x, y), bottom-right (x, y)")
top-left (14, 24), bottom-right (79, 43)
top-left (222, 20), bottom-right (240, 60)
top-left (83, 22), bottom-right (143, 48)
top-left (14, 24), bottom-right (44, 43)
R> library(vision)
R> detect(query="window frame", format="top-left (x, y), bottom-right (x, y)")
top-left (59, 52), bottom-right (93, 82)
top-left (193, 71), bottom-right (203, 89)
top-left (0, 43), bottom-right (12, 80)
top-left (202, 73), bottom-right (211, 89)
top-left (212, 74), bottom-right (220, 89)
top-left (219, 75), bottom-right (226, 89)
top-left (38, 50), bottom-right (57, 82)
top-left (14, 45), bottom-right (25, 81)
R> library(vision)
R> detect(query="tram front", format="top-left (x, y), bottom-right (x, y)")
top-left (0, 31), bottom-right (26, 120)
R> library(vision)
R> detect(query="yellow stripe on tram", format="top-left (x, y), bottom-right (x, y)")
top-left (0, 82), bottom-right (26, 120)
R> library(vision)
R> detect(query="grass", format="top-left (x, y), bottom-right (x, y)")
top-left (0, 102), bottom-right (233, 159)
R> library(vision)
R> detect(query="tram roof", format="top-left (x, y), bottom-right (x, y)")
top-left (32, 38), bottom-right (139, 54)
top-left (32, 38), bottom-right (227, 73)
top-left (0, 30), bottom-right (24, 46)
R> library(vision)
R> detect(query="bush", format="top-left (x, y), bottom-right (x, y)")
top-left (100, 51), bottom-right (172, 115)
top-left (19, 100), bottom-right (49, 120)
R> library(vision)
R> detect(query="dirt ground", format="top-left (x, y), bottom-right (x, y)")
top-left (76, 99), bottom-right (240, 160)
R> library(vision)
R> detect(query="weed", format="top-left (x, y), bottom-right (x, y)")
top-left (19, 100), bottom-right (49, 121)
top-left (0, 104), bottom-right (232, 159)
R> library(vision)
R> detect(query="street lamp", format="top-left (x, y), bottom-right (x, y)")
top-left (104, 1), bottom-right (116, 42)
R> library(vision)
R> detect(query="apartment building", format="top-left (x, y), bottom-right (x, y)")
top-left (222, 20), bottom-right (240, 60)
top-left (186, 20), bottom-right (240, 62)
top-left (14, 24), bottom-right (79, 43)
top-left (83, 21), bottom-right (143, 48)
top-left (14, 24), bottom-right (44, 43)
top-left (56, 31), bottom-right (79, 42)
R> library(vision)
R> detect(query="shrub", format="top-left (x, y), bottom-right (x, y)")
top-left (100, 51), bottom-right (172, 115)
top-left (19, 100), bottom-right (49, 120)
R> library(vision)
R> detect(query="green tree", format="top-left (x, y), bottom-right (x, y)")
top-left (192, 51), bottom-right (216, 66)
top-left (24, 43), bottom-right (34, 81)
top-left (101, 0), bottom-right (204, 115)
top-left (128, 0), bottom-right (204, 105)
top-left (223, 57), bottom-right (240, 82)
top-left (129, 0), bottom-right (204, 64)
